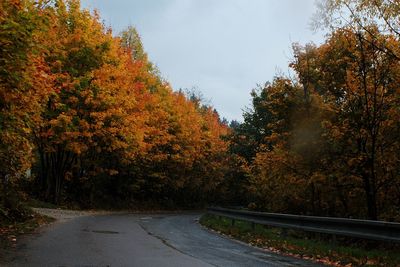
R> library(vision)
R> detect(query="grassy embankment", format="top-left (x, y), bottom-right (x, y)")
top-left (200, 214), bottom-right (400, 267)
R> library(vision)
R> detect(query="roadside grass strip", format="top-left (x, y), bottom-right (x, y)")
top-left (199, 214), bottom-right (400, 267)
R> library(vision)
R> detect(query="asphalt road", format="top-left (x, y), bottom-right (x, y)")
top-left (4, 213), bottom-right (321, 267)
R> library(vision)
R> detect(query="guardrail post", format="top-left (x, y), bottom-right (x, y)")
top-left (231, 218), bottom-right (235, 226)
top-left (315, 232), bottom-right (321, 241)
top-left (331, 234), bottom-right (337, 244)
top-left (280, 228), bottom-right (288, 238)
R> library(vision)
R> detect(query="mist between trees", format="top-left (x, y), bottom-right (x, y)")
top-left (0, 0), bottom-right (399, 222)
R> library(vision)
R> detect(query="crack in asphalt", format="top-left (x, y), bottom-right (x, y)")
top-left (140, 215), bottom-right (322, 267)
top-left (138, 220), bottom-right (219, 267)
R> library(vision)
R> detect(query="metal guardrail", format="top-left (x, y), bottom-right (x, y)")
top-left (207, 207), bottom-right (400, 243)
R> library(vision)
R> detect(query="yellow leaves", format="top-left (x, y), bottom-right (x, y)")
top-left (108, 169), bottom-right (118, 176)
top-left (309, 172), bottom-right (326, 184)
top-left (266, 132), bottom-right (281, 143)
top-left (67, 142), bottom-right (86, 155)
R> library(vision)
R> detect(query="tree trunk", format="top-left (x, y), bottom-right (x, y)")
top-left (362, 168), bottom-right (377, 220)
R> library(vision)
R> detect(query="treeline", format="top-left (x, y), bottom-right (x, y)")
top-left (228, 0), bottom-right (400, 220)
top-left (0, 0), bottom-right (229, 213)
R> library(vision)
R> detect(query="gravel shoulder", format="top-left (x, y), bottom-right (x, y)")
top-left (31, 207), bottom-right (115, 222)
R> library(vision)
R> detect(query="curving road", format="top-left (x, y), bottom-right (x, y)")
top-left (4, 213), bottom-right (321, 267)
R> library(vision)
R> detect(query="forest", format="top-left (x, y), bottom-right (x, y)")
top-left (0, 0), bottom-right (399, 224)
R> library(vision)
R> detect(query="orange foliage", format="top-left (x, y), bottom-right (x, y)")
top-left (0, 0), bottom-right (230, 206)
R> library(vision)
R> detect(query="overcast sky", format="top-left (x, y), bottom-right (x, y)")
top-left (81, 0), bottom-right (325, 122)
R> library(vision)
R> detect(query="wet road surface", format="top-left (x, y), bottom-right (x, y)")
top-left (4, 213), bottom-right (321, 267)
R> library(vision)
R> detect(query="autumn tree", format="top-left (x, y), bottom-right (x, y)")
top-left (241, 76), bottom-right (333, 214)
top-left (295, 28), bottom-right (400, 220)
top-left (315, 0), bottom-right (400, 59)
top-left (0, 0), bottom-right (52, 218)
top-left (32, 1), bottom-right (154, 204)
top-left (239, 26), bottom-right (400, 220)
